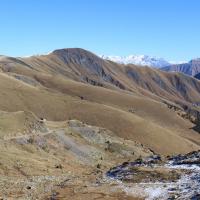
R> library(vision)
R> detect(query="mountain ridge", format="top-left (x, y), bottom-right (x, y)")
top-left (100, 54), bottom-right (171, 68)
top-left (0, 48), bottom-right (200, 156)
top-left (1, 48), bottom-right (200, 106)
top-left (162, 58), bottom-right (200, 77)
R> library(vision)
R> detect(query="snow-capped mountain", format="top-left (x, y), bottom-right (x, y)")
top-left (100, 55), bottom-right (170, 68)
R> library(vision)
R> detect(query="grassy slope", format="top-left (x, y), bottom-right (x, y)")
top-left (2, 49), bottom-right (200, 106)
top-left (0, 72), bottom-right (199, 155)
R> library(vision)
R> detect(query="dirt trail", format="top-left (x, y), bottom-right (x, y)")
top-left (2, 130), bottom-right (52, 141)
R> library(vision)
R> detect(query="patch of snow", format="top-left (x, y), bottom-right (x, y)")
top-left (144, 185), bottom-right (169, 200)
top-left (166, 162), bottom-right (200, 171)
top-left (112, 181), bottom-right (171, 200)
top-left (106, 160), bottom-right (200, 200)
top-left (169, 60), bottom-right (187, 65)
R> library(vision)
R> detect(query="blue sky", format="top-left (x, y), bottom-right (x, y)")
top-left (0, 0), bottom-right (200, 61)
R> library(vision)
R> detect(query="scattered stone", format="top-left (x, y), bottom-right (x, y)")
top-left (128, 108), bottom-right (135, 113)
top-left (39, 118), bottom-right (46, 123)
top-left (55, 164), bottom-right (63, 169)
top-left (26, 186), bottom-right (31, 190)
top-left (49, 192), bottom-right (59, 200)
top-left (97, 164), bottom-right (101, 169)
top-left (169, 150), bottom-right (200, 165)
top-left (56, 179), bottom-right (70, 188)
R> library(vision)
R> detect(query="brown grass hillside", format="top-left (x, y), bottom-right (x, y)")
top-left (0, 63), bottom-right (199, 155)
top-left (1, 48), bottom-right (200, 199)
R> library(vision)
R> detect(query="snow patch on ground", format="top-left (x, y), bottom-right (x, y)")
top-left (106, 161), bottom-right (200, 199)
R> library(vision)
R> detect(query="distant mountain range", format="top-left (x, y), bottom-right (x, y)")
top-left (161, 58), bottom-right (200, 78)
top-left (100, 55), bottom-right (171, 68)
top-left (101, 55), bottom-right (200, 79)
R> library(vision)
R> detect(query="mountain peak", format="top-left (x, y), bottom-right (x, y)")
top-left (51, 48), bottom-right (90, 55)
top-left (50, 48), bottom-right (104, 63)
top-left (100, 54), bottom-right (170, 68)
top-left (190, 58), bottom-right (200, 63)
top-left (162, 58), bottom-right (200, 77)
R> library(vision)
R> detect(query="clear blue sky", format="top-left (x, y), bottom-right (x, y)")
top-left (0, 0), bottom-right (200, 61)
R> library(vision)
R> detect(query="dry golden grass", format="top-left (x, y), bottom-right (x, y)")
top-left (0, 70), bottom-right (199, 155)
top-left (0, 48), bottom-right (200, 156)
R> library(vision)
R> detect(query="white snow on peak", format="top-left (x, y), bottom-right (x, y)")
top-left (100, 55), bottom-right (171, 68)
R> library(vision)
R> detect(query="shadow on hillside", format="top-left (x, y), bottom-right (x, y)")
top-left (191, 125), bottom-right (200, 133)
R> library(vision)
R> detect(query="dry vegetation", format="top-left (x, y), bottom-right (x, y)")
top-left (0, 48), bottom-right (200, 199)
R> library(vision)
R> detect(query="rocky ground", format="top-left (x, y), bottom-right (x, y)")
top-left (106, 151), bottom-right (200, 200)
top-left (0, 114), bottom-right (199, 200)
top-left (0, 118), bottom-right (150, 200)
